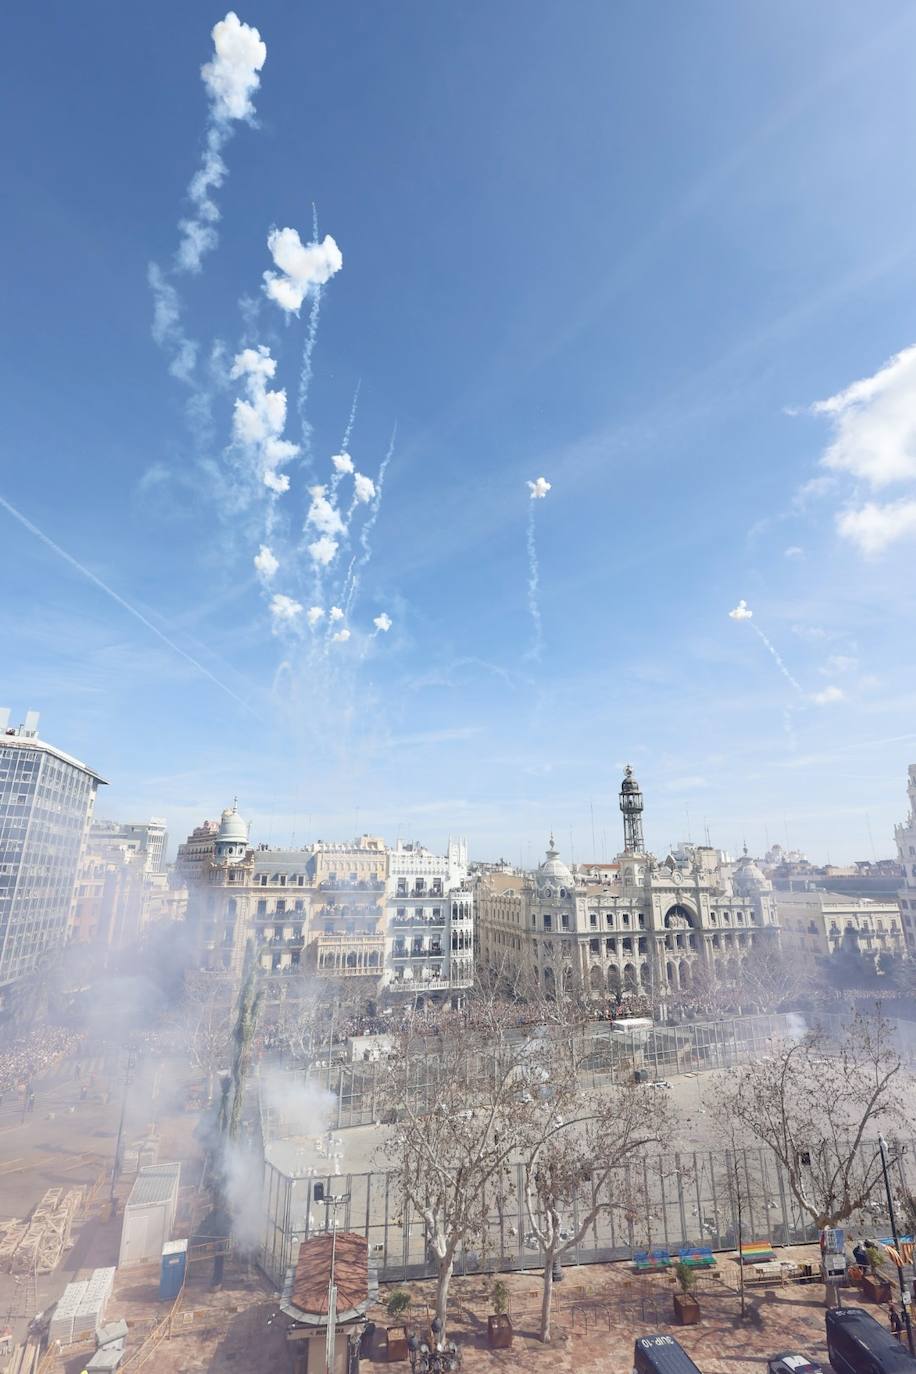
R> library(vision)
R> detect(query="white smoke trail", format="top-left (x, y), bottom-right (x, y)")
top-left (524, 476), bottom-right (551, 660)
top-left (297, 207), bottom-right (323, 463)
top-left (341, 381), bottom-right (361, 450)
top-left (342, 426), bottom-right (396, 618)
top-left (0, 494), bottom-right (257, 717)
top-left (750, 622), bottom-right (805, 698)
top-left (149, 15), bottom-right (266, 403)
top-left (525, 500), bottom-right (543, 660)
top-left (176, 12), bottom-right (267, 274)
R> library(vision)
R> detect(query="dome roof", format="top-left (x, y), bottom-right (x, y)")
top-left (218, 803), bottom-right (249, 844)
top-left (537, 835), bottom-right (574, 889)
top-left (733, 850), bottom-right (770, 893)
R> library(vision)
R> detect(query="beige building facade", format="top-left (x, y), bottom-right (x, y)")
top-left (777, 889), bottom-right (905, 971)
top-left (475, 769), bottom-right (779, 1006)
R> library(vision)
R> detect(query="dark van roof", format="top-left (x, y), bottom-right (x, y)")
top-left (635, 1334), bottom-right (704, 1372)
top-left (826, 1307), bottom-right (916, 1370)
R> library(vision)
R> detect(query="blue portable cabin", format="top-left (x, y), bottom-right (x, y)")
top-left (159, 1238), bottom-right (188, 1301)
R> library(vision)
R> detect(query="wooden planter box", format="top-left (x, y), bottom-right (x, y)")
top-left (862, 1274), bottom-right (892, 1305)
top-left (386, 1326), bottom-right (409, 1361)
top-left (487, 1314), bottom-right (513, 1349)
top-left (673, 1292), bottom-right (700, 1326)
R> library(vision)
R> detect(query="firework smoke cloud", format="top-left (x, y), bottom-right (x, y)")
top-left (332, 453), bottom-right (354, 475)
top-left (373, 612), bottom-right (392, 633)
top-left (253, 545), bottom-right (279, 580)
top-left (306, 606), bottom-right (324, 627)
top-left (332, 628), bottom-right (351, 643)
top-left (177, 13), bottom-right (267, 274)
top-left (263, 227), bottom-right (343, 314)
top-left (269, 593), bottom-right (303, 627)
top-left (308, 535), bottom-right (338, 567)
top-left (528, 476), bottom-right (552, 499)
top-left (230, 346), bottom-right (299, 493)
top-left (728, 599), bottom-right (753, 620)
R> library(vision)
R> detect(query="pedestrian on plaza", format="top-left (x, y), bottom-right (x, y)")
top-left (26, 1091), bottom-right (35, 1114)
top-left (853, 1241), bottom-right (870, 1272)
top-left (890, 1304), bottom-right (903, 1339)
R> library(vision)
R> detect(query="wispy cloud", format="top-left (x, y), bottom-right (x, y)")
top-left (807, 345), bottom-right (916, 555)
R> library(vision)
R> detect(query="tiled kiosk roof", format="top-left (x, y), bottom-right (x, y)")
top-left (282, 1232), bottom-right (378, 1327)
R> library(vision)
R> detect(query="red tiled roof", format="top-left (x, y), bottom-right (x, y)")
top-left (291, 1232), bottom-right (369, 1318)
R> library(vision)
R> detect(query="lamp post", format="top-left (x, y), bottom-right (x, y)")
top-left (878, 1135), bottom-right (914, 1355)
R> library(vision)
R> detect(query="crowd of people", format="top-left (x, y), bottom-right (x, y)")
top-left (0, 1025), bottom-right (82, 1097)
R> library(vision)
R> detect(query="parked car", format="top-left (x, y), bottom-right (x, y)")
top-left (766, 1354), bottom-right (825, 1374)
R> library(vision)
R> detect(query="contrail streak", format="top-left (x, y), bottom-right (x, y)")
top-left (750, 622), bottom-right (805, 698)
top-left (0, 494), bottom-right (257, 718)
top-left (525, 501), bottom-right (543, 660)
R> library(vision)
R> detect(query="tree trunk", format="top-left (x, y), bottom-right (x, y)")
top-left (435, 1256), bottom-right (454, 1342)
top-left (540, 1255), bottom-right (555, 1342)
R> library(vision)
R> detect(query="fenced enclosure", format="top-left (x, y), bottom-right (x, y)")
top-left (275, 1012), bottom-right (794, 1132)
top-left (259, 1137), bottom-right (916, 1288)
top-left (257, 1010), bottom-right (916, 1287)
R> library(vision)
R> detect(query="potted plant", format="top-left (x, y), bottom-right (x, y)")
top-left (862, 1246), bottom-right (892, 1305)
top-left (385, 1290), bottom-right (412, 1361)
top-left (673, 1261), bottom-right (700, 1325)
top-left (487, 1278), bottom-right (513, 1348)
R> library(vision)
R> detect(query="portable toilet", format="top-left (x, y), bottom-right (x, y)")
top-left (159, 1239), bottom-right (188, 1301)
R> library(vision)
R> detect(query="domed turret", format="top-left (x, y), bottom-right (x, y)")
top-left (216, 800), bottom-right (249, 861)
top-left (537, 835), bottom-right (574, 893)
top-left (733, 846), bottom-right (771, 895)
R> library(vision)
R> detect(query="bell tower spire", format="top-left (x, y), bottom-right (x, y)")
top-left (619, 765), bottom-right (645, 854)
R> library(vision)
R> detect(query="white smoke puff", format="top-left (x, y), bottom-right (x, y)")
top-left (332, 452), bottom-right (354, 474)
top-left (811, 685), bottom-right (845, 705)
top-left (201, 11), bottom-right (267, 122)
top-left (308, 535), bottom-right (338, 566)
top-left (263, 228), bottom-right (343, 315)
top-left (269, 593), bottom-right (303, 623)
top-left (253, 545), bottom-right (278, 579)
top-left (373, 612), bottom-right (392, 633)
top-left (306, 486), bottom-right (346, 536)
top-left (332, 628), bottom-right (351, 643)
top-left (231, 346), bottom-right (276, 384)
top-left (306, 606), bottom-right (324, 627)
top-left (329, 606), bottom-right (345, 622)
top-left (728, 600), bottom-right (753, 620)
top-left (527, 476), bottom-right (551, 499)
top-left (230, 345), bottom-right (299, 491)
top-left (353, 472), bottom-right (376, 504)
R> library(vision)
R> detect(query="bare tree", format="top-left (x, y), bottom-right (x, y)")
top-left (520, 1062), bottom-right (668, 1341)
top-left (718, 1010), bottom-right (910, 1230)
top-left (379, 1011), bottom-right (539, 1342)
top-left (175, 971), bottom-right (232, 1103)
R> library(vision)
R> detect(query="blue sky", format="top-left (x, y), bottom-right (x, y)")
top-left (4, 2), bottom-right (916, 863)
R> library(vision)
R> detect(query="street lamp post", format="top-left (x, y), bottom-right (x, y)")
top-left (878, 1134), bottom-right (914, 1356)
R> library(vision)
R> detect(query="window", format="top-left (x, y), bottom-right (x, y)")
top-left (543, 914), bottom-right (552, 931)
top-left (276, 899), bottom-right (286, 914)
top-left (605, 912), bottom-right (614, 927)
top-left (589, 912), bottom-right (597, 928)
top-left (561, 912), bottom-right (570, 929)
top-left (589, 938), bottom-right (599, 954)
top-left (256, 899), bottom-right (267, 916)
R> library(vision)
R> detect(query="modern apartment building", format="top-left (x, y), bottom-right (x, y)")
top-left (0, 709), bottom-right (105, 993)
top-left (89, 817), bottom-right (167, 874)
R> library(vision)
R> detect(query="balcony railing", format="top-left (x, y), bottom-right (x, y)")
top-left (319, 878), bottom-right (384, 892)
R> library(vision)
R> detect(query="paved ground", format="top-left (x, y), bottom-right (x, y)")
top-left (362, 1251), bottom-right (862, 1374)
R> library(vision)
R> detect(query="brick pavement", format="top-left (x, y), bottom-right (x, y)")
top-left (362, 1248), bottom-right (865, 1374)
